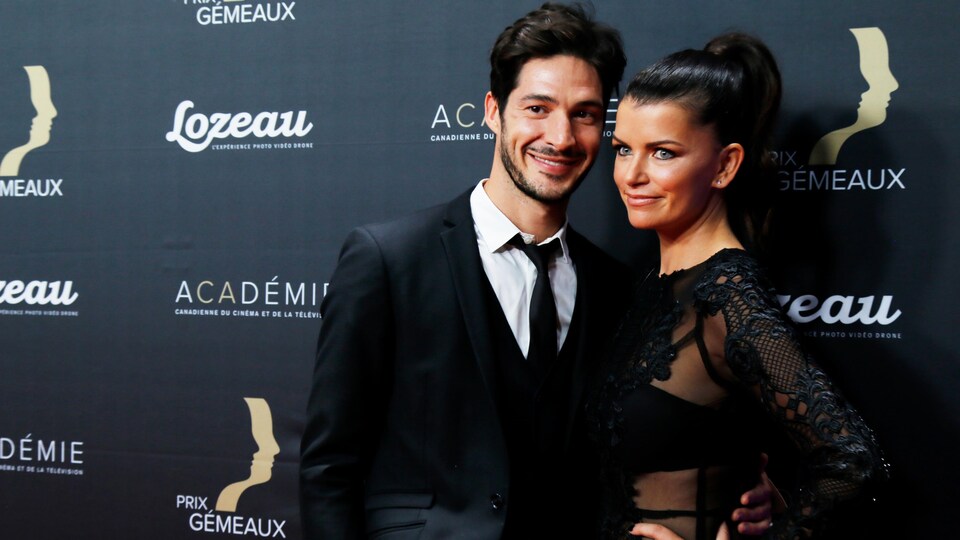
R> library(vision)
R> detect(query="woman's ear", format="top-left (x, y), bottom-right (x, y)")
top-left (713, 143), bottom-right (744, 188)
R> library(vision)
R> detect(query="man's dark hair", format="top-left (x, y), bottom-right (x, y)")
top-left (489, 3), bottom-right (626, 110)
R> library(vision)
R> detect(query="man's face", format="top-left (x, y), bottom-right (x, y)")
top-left (485, 55), bottom-right (604, 204)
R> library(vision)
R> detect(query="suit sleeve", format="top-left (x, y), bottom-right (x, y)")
top-left (300, 227), bottom-right (394, 539)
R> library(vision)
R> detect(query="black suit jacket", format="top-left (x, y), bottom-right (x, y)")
top-left (300, 189), bottom-right (631, 539)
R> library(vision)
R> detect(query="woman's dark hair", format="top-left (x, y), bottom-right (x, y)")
top-left (489, 2), bottom-right (626, 110)
top-left (624, 33), bottom-right (782, 252)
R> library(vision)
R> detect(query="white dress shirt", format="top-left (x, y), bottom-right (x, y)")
top-left (469, 180), bottom-right (577, 357)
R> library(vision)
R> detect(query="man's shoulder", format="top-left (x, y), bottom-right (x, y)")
top-left (357, 190), bottom-right (470, 242)
top-left (363, 203), bottom-right (445, 237)
top-left (338, 190), bottom-right (472, 266)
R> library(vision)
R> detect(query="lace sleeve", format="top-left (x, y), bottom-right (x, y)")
top-left (697, 257), bottom-right (887, 539)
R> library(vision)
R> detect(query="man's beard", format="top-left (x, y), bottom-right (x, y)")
top-left (498, 132), bottom-right (590, 205)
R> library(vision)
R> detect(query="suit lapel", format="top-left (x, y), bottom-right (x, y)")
top-left (439, 190), bottom-right (500, 403)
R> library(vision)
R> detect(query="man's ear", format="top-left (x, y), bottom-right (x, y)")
top-left (484, 91), bottom-right (501, 136)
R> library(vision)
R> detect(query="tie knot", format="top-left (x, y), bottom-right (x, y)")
top-left (510, 234), bottom-right (560, 271)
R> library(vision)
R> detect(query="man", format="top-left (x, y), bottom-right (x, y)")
top-left (300, 4), bottom-right (771, 538)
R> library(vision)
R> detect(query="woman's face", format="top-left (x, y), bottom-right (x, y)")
top-left (612, 100), bottom-right (737, 235)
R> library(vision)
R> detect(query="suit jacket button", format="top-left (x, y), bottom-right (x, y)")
top-left (490, 493), bottom-right (504, 510)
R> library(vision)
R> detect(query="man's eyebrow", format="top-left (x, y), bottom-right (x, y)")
top-left (516, 94), bottom-right (604, 110)
top-left (516, 93), bottom-right (558, 104)
top-left (577, 99), bottom-right (605, 109)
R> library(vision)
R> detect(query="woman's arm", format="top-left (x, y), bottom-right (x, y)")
top-left (701, 259), bottom-right (887, 539)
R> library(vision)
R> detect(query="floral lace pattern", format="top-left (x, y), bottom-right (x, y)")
top-left (587, 249), bottom-right (887, 539)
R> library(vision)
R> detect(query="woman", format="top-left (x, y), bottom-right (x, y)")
top-left (587, 34), bottom-right (886, 540)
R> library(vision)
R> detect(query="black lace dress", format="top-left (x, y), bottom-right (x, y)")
top-left (587, 249), bottom-right (885, 540)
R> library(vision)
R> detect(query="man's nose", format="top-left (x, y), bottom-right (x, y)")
top-left (544, 114), bottom-right (575, 150)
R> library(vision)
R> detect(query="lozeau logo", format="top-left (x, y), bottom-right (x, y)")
top-left (176, 398), bottom-right (286, 538)
top-left (778, 294), bottom-right (901, 326)
top-left (0, 280), bottom-right (77, 306)
top-left (185, 0), bottom-right (297, 27)
top-left (165, 100), bottom-right (313, 153)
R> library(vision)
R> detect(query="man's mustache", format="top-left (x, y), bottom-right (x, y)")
top-left (527, 145), bottom-right (587, 159)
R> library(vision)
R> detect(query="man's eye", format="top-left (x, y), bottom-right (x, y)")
top-left (528, 106), bottom-right (544, 114)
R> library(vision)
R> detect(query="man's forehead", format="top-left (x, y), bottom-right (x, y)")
top-left (510, 55), bottom-right (603, 102)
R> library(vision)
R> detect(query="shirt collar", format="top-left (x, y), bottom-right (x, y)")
top-left (469, 180), bottom-right (571, 261)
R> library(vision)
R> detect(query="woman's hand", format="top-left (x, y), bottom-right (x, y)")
top-left (630, 522), bottom-right (731, 540)
top-left (628, 522), bottom-right (685, 540)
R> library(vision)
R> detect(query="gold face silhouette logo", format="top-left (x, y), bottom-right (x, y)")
top-left (809, 28), bottom-right (898, 165)
top-left (1, 66), bottom-right (57, 177)
top-left (215, 398), bottom-right (280, 513)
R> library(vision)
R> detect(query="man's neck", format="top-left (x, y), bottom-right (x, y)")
top-left (482, 177), bottom-right (568, 243)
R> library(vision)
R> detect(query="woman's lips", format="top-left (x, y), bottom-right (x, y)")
top-left (624, 193), bottom-right (660, 207)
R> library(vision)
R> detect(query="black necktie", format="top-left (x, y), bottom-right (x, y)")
top-left (510, 234), bottom-right (561, 369)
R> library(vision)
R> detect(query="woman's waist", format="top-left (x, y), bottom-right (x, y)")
top-left (627, 464), bottom-right (759, 514)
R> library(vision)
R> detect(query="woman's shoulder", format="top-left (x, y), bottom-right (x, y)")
top-left (692, 248), bottom-right (779, 312)
top-left (695, 248), bottom-right (768, 286)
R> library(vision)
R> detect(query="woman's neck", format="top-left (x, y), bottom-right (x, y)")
top-left (657, 216), bottom-right (743, 276)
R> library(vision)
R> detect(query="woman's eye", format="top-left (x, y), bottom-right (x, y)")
top-left (653, 148), bottom-right (675, 159)
top-left (614, 145), bottom-right (631, 156)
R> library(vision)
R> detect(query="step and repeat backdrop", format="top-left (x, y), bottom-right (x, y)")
top-left (1, 1), bottom-right (957, 538)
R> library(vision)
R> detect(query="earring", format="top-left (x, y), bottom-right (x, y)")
top-left (715, 179), bottom-right (722, 185)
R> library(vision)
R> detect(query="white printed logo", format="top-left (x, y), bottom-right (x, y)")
top-left (0, 280), bottom-right (77, 306)
top-left (778, 294), bottom-right (901, 326)
top-left (165, 100), bottom-right (313, 153)
top-left (184, 0), bottom-right (297, 27)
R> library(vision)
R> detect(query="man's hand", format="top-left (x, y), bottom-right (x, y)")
top-left (732, 453), bottom-right (782, 536)
top-left (629, 454), bottom-right (782, 538)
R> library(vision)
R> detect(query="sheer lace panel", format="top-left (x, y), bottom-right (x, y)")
top-left (587, 249), bottom-right (886, 540)
top-left (695, 253), bottom-right (887, 538)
